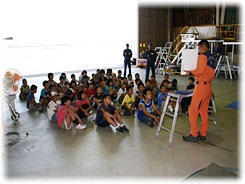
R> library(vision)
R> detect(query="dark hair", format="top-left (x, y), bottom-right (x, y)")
top-left (135, 73), bottom-right (140, 77)
top-left (150, 75), bottom-right (155, 78)
top-left (70, 96), bottom-right (76, 102)
top-left (143, 88), bottom-right (152, 96)
top-left (59, 76), bottom-right (65, 81)
top-left (127, 74), bottom-right (132, 78)
top-left (160, 84), bottom-right (167, 89)
top-left (69, 80), bottom-right (76, 88)
top-left (61, 73), bottom-right (66, 76)
top-left (126, 43), bottom-right (129, 47)
top-left (171, 79), bottom-right (178, 90)
top-left (106, 79), bottom-right (113, 86)
top-left (145, 79), bottom-right (150, 83)
top-left (48, 73), bottom-right (53, 79)
top-left (30, 85), bottom-right (37, 91)
top-left (198, 40), bottom-right (209, 50)
top-left (102, 94), bottom-right (110, 102)
top-left (77, 90), bottom-right (85, 100)
top-left (118, 70), bottom-right (122, 73)
top-left (106, 69), bottom-right (112, 75)
top-left (95, 85), bottom-right (102, 91)
top-left (188, 77), bottom-right (195, 82)
top-left (42, 80), bottom-right (48, 87)
top-left (82, 70), bottom-right (87, 75)
top-left (61, 95), bottom-right (70, 105)
top-left (49, 85), bottom-right (54, 90)
top-left (121, 82), bottom-right (127, 86)
top-left (126, 86), bottom-right (133, 92)
top-left (138, 82), bottom-right (144, 89)
top-left (88, 82), bottom-right (94, 87)
top-left (22, 79), bottom-right (27, 83)
top-left (100, 69), bottom-right (105, 74)
top-left (83, 75), bottom-right (88, 80)
top-left (135, 78), bottom-right (140, 83)
top-left (162, 80), bottom-right (169, 84)
top-left (71, 74), bottom-right (75, 78)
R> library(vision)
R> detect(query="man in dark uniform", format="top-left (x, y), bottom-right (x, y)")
top-left (123, 43), bottom-right (132, 77)
top-left (145, 43), bottom-right (157, 81)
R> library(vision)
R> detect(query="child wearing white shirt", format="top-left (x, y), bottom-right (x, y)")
top-left (47, 92), bottom-right (60, 122)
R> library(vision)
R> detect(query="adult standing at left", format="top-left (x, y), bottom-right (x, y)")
top-left (123, 43), bottom-right (132, 77)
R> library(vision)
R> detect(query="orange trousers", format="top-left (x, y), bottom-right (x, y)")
top-left (188, 82), bottom-right (212, 137)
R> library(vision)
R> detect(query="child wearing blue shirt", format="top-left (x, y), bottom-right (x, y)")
top-left (137, 88), bottom-right (161, 127)
top-left (158, 84), bottom-right (168, 111)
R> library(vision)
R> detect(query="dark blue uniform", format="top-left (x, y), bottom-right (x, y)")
top-left (145, 49), bottom-right (157, 81)
top-left (123, 49), bottom-right (132, 77)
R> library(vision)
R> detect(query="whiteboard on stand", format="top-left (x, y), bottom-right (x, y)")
top-left (181, 48), bottom-right (198, 75)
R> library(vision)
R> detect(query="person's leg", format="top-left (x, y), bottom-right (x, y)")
top-left (114, 109), bottom-right (123, 124)
top-left (103, 114), bottom-right (117, 127)
top-left (65, 113), bottom-right (72, 129)
top-left (151, 62), bottom-right (155, 77)
top-left (145, 63), bottom-right (150, 81)
top-left (51, 113), bottom-right (57, 122)
top-left (128, 60), bottom-right (132, 75)
top-left (199, 92), bottom-right (212, 137)
top-left (121, 106), bottom-right (130, 116)
top-left (140, 114), bottom-right (155, 127)
top-left (188, 91), bottom-right (203, 137)
top-left (124, 60), bottom-right (127, 77)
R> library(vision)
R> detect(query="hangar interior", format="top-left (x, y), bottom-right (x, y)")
top-left (2, 2), bottom-right (241, 181)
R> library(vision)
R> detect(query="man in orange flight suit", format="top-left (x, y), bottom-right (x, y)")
top-left (183, 40), bottom-right (216, 142)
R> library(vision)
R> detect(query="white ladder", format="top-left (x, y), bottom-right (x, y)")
top-left (215, 55), bottom-right (237, 79)
top-left (155, 91), bottom-right (219, 146)
top-left (155, 42), bottom-right (173, 75)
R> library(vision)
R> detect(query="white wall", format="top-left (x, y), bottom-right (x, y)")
top-left (0, 0), bottom-right (137, 76)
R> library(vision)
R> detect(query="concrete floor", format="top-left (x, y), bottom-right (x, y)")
top-left (2, 66), bottom-right (240, 180)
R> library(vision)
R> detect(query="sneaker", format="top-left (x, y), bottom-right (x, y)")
top-left (90, 114), bottom-right (96, 121)
top-left (38, 107), bottom-right (44, 113)
top-left (122, 125), bottom-right (129, 132)
top-left (76, 124), bottom-right (87, 130)
top-left (116, 126), bottom-right (124, 133)
top-left (183, 134), bottom-right (199, 142)
top-left (147, 121), bottom-right (155, 128)
top-left (198, 132), bottom-right (206, 141)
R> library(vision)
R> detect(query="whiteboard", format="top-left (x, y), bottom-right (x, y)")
top-left (181, 48), bottom-right (198, 75)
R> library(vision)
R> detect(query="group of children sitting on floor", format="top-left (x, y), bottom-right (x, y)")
top-left (19, 69), bottom-right (196, 133)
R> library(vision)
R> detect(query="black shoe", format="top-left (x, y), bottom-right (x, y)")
top-left (122, 125), bottom-right (129, 132)
top-left (147, 122), bottom-right (155, 128)
top-left (198, 132), bottom-right (206, 141)
top-left (116, 126), bottom-right (124, 133)
top-left (183, 134), bottom-right (199, 142)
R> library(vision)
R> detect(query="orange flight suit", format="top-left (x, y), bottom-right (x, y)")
top-left (189, 52), bottom-right (216, 137)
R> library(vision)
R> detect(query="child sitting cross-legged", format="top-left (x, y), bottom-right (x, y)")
top-left (19, 79), bottom-right (30, 100)
top-left (137, 88), bottom-right (161, 127)
top-left (96, 94), bottom-right (129, 133)
top-left (92, 85), bottom-right (104, 110)
top-left (57, 96), bottom-right (87, 130)
top-left (121, 86), bottom-right (135, 116)
top-left (158, 84), bottom-right (168, 111)
top-left (134, 82), bottom-right (144, 108)
top-left (47, 92), bottom-right (60, 123)
top-left (27, 85), bottom-right (44, 112)
top-left (76, 91), bottom-right (96, 122)
top-left (117, 82), bottom-right (127, 104)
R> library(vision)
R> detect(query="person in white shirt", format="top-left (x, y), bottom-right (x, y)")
top-left (47, 92), bottom-right (60, 122)
top-left (117, 82), bottom-right (127, 104)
